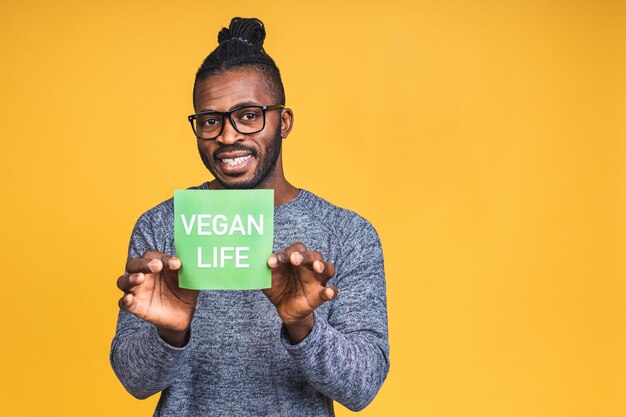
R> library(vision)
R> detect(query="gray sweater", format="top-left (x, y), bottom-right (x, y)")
top-left (110, 184), bottom-right (390, 416)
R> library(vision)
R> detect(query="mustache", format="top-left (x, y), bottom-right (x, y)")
top-left (212, 143), bottom-right (258, 160)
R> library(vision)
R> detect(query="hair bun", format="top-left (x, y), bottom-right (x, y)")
top-left (217, 17), bottom-right (266, 49)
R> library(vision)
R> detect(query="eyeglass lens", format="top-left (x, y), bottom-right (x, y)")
top-left (194, 107), bottom-right (265, 138)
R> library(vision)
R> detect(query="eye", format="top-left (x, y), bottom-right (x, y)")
top-left (200, 116), bottom-right (221, 127)
top-left (235, 107), bottom-right (263, 123)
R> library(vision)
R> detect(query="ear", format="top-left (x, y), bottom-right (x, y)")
top-left (279, 108), bottom-right (294, 138)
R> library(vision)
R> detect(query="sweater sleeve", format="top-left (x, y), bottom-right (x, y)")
top-left (280, 218), bottom-right (390, 411)
top-left (109, 210), bottom-right (190, 399)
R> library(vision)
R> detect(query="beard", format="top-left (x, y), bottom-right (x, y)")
top-left (198, 123), bottom-right (283, 189)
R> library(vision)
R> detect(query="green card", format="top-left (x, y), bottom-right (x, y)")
top-left (174, 189), bottom-right (274, 290)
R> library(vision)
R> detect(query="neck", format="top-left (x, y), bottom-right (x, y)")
top-left (208, 160), bottom-right (299, 207)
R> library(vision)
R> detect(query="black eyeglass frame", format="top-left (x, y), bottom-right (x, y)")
top-left (187, 104), bottom-right (285, 140)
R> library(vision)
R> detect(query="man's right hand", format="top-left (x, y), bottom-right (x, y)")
top-left (117, 250), bottom-right (199, 347)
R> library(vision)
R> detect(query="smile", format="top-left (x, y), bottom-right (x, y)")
top-left (220, 155), bottom-right (252, 167)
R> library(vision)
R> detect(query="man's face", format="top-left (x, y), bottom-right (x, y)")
top-left (193, 68), bottom-right (285, 189)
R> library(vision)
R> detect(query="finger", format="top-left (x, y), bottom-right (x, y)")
top-left (118, 293), bottom-right (138, 313)
top-left (289, 251), bottom-right (336, 281)
top-left (126, 253), bottom-right (181, 273)
top-left (320, 285), bottom-right (339, 302)
top-left (313, 259), bottom-right (336, 280)
top-left (144, 250), bottom-right (182, 271)
top-left (289, 250), bottom-right (322, 267)
top-left (268, 242), bottom-right (309, 267)
top-left (126, 257), bottom-right (163, 274)
top-left (310, 260), bottom-right (336, 285)
top-left (268, 249), bottom-right (298, 268)
top-left (267, 252), bottom-right (286, 268)
top-left (284, 242), bottom-right (307, 253)
top-left (116, 273), bottom-right (145, 292)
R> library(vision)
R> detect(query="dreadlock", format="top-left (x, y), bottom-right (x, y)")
top-left (193, 17), bottom-right (286, 107)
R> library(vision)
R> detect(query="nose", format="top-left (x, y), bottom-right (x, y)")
top-left (216, 116), bottom-right (245, 145)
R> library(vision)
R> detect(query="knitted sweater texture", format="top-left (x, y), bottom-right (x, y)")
top-left (110, 184), bottom-right (389, 416)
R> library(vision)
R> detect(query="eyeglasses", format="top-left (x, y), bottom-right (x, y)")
top-left (188, 104), bottom-right (284, 140)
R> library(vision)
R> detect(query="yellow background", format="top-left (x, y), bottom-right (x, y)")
top-left (1, 1), bottom-right (624, 416)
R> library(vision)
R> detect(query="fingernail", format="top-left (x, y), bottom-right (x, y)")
top-left (268, 256), bottom-right (277, 267)
top-left (148, 259), bottom-right (161, 271)
top-left (315, 260), bottom-right (324, 272)
top-left (292, 252), bottom-right (303, 264)
top-left (327, 288), bottom-right (335, 298)
top-left (169, 258), bottom-right (181, 268)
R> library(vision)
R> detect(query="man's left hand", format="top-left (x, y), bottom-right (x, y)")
top-left (263, 242), bottom-right (338, 343)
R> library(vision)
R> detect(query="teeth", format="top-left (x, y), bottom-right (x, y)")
top-left (222, 155), bottom-right (252, 166)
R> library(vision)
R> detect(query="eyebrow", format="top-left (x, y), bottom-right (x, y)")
top-left (197, 101), bottom-right (262, 113)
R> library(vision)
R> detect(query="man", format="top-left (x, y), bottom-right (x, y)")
top-left (110, 17), bottom-right (389, 416)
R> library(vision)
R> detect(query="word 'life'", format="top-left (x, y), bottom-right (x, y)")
top-left (197, 246), bottom-right (250, 268)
